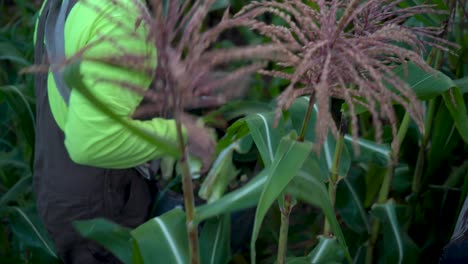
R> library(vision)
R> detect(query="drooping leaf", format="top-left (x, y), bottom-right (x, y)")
top-left (200, 214), bottom-right (231, 264)
top-left (308, 236), bottom-right (345, 264)
top-left (371, 200), bottom-right (420, 264)
top-left (131, 208), bottom-right (189, 264)
top-left (74, 218), bottom-right (133, 264)
top-left (2, 206), bottom-right (57, 258)
top-left (442, 87), bottom-right (468, 144)
top-left (250, 137), bottom-right (313, 263)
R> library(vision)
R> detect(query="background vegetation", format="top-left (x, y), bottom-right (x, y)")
top-left (0, 0), bottom-right (467, 263)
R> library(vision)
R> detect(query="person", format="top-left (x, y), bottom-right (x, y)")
top-left (33, 0), bottom-right (215, 263)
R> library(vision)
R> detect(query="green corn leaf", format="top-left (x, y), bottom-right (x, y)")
top-left (250, 137), bottom-right (313, 264)
top-left (336, 167), bottom-right (370, 234)
top-left (394, 62), bottom-right (456, 100)
top-left (287, 171), bottom-right (351, 262)
top-left (205, 100), bottom-right (273, 122)
top-left (371, 200), bottom-right (420, 264)
top-left (199, 136), bottom-right (252, 202)
top-left (74, 218), bottom-right (133, 264)
top-left (291, 97), bottom-right (380, 169)
top-left (442, 87), bottom-right (468, 144)
top-left (427, 88), bottom-right (461, 174)
top-left (288, 96), bottom-right (318, 142)
top-left (200, 214), bottom-right (231, 264)
top-left (344, 135), bottom-right (391, 166)
top-left (2, 206), bottom-right (57, 258)
top-left (132, 239), bottom-right (144, 264)
top-left (0, 174), bottom-right (32, 207)
top-left (195, 169), bottom-right (267, 223)
top-left (343, 62), bottom-right (458, 115)
top-left (399, 0), bottom-right (447, 27)
top-left (455, 76), bottom-right (468, 94)
top-left (323, 134), bottom-right (351, 178)
top-left (0, 85), bottom-right (35, 147)
top-left (131, 208), bottom-right (189, 264)
top-left (285, 256), bottom-right (310, 264)
top-left (308, 236), bottom-right (345, 264)
top-left (245, 112), bottom-right (286, 167)
top-left (210, 0), bottom-right (230, 11)
top-left (0, 42), bottom-right (30, 65)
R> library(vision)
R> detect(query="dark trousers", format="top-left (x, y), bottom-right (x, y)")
top-left (37, 168), bottom-right (154, 264)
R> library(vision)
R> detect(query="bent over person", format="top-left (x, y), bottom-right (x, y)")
top-left (33, 0), bottom-right (214, 263)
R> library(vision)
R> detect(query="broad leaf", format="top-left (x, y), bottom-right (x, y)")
top-left (285, 256), bottom-right (310, 264)
top-left (344, 136), bottom-right (391, 166)
top-left (291, 97), bottom-right (390, 167)
top-left (394, 62), bottom-right (456, 100)
top-left (0, 85), bottom-right (35, 147)
top-left (245, 112), bottom-right (286, 167)
top-left (199, 136), bottom-right (252, 202)
top-left (210, 0), bottom-right (230, 11)
top-left (195, 169), bottom-right (267, 223)
top-left (250, 138), bottom-right (313, 263)
top-left (288, 96), bottom-right (318, 142)
top-left (323, 134), bottom-right (351, 178)
top-left (74, 218), bottom-right (133, 264)
top-left (2, 206), bottom-right (57, 258)
top-left (455, 77), bottom-right (468, 94)
top-left (399, 0), bottom-right (448, 27)
top-left (0, 42), bottom-right (30, 65)
top-left (442, 87), bottom-right (468, 144)
top-left (336, 167), bottom-right (370, 234)
top-left (308, 236), bottom-right (345, 264)
top-left (200, 214), bottom-right (231, 264)
top-left (287, 171), bottom-right (351, 262)
top-left (0, 174), bottom-right (32, 207)
top-left (131, 208), bottom-right (189, 264)
top-left (427, 96), bottom-right (460, 172)
top-left (205, 100), bottom-right (273, 122)
top-left (371, 200), bottom-right (420, 264)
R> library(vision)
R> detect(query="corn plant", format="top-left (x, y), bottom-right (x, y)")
top-left (6, 0), bottom-right (468, 264)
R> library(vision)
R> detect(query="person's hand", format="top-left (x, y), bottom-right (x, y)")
top-left (180, 114), bottom-right (216, 174)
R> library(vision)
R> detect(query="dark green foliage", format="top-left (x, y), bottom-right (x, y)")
top-left (1, 0), bottom-right (467, 263)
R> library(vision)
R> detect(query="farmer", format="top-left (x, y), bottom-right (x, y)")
top-left (33, 0), bottom-right (215, 263)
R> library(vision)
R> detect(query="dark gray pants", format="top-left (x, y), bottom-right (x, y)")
top-left (37, 168), bottom-right (154, 264)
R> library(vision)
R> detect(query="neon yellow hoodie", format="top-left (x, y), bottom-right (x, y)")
top-left (37, 0), bottom-right (180, 168)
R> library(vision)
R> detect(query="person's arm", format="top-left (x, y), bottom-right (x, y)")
top-left (63, 0), bottom-right (181, 168)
